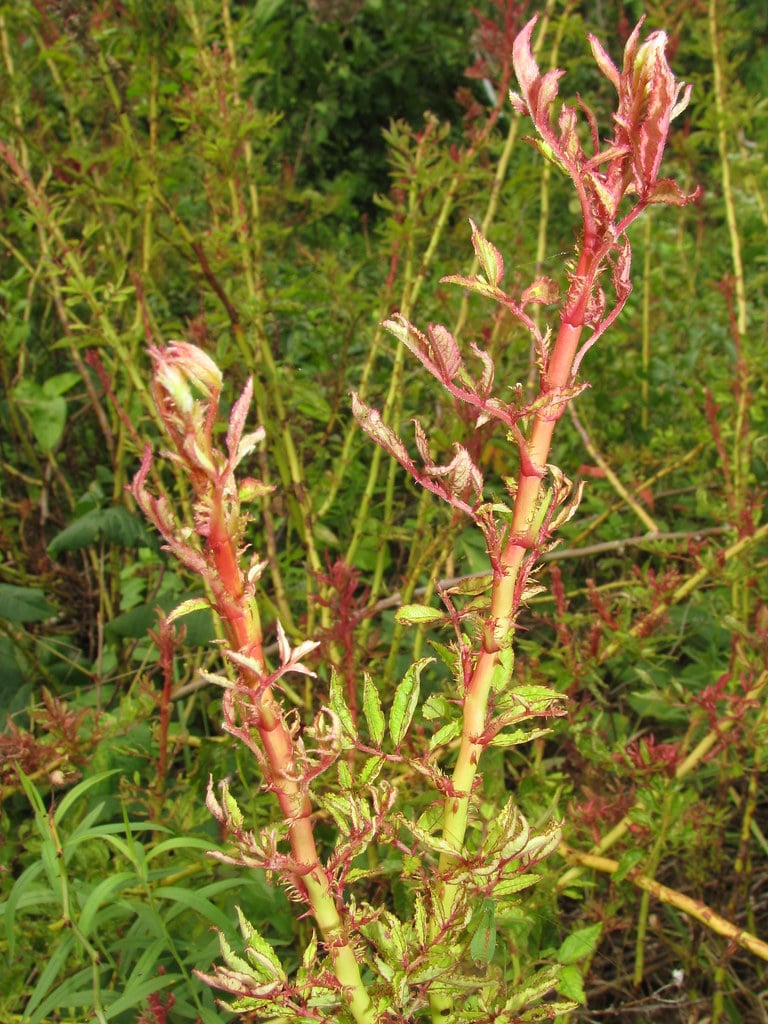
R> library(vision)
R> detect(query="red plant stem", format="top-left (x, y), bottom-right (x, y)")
top-left (432, 246), bottom-right (594, 964)
top-left (208, 496), bottom-right (374, 1024)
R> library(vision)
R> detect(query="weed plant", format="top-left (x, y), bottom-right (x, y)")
top-left (0, 1), bottom-right (766, 1022)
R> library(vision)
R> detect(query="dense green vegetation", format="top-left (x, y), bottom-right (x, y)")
top-left (1, 0), bottom-right (766, 1021)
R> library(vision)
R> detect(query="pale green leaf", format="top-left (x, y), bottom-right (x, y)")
top-left (167, 597), bottom-right (211, 622)
top-left (394, 604), bottom-right (444, 625)
top-left (557, 965), bottom-right (587, 1004)
top-left (557, 922), bottom-right (602, 965)
top-left (389, 657), bottom-right (433, 747)
top-left (362, 672), bottom-right (385, 747)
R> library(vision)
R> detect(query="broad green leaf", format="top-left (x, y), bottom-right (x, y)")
top-left (488, 725), bottom-right (551, 748)
top-left (557, 965), bottom-right (587, 1004)
top-left (42, 371), bottom-right (81, 397)
top-left (557, 922), bottom-right (603, 964)
top-left (389, 657), bottom-right (433, 747)
top-left (493, 874), bottom-right (542, 898)
top-left (503, 965), bottom-right (562, 1013)
top-left (402, 816), bottom-right (460, 857)
top-left (421, 692), bottom-right (452, 720)
top-left (0, 583), bottom-right (55, 622)
top-left (362, 671), bottom-right (385, 746)
top-left (13, 379), bottom-right (67, 451)
top-left (48, 505), bottom-right (154, 557)
top-left (614, 848), bottom-right (645, 882)
top-left (520, 1000), bottom-right (579, 1020)
top-left (106, 593), bottom-right (215, 645)
top-left (470, 900), bottom-right (496, 964)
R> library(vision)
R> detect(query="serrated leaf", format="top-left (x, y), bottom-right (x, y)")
top-left (395, 604), bottom-right (444, 625)
top-left (428, 639), bottom-right (459, 676)
top-left (441, 273), bottom-right (500, 299)
top-left (389, 657), bottom-right (432, 747)
top-left (166, 597), bottom-right (211, 622)
top-left (450, 573), bottom-right (492, 596)
top-left (520, 1000), bottom-right (579, 1021)
top-left (329, 668), bottom-right (356, 743)
top-left (469, 218), bottom-right (504, 286)
top-left (337, 759), bottom-right (353, 789)
top-left (429, 720), bottom-right (461, 751)
top-left (402, 817), bottom-right (460, 857)
top-left (362, 672), bottom-right (385, 746)
top-left (358, 755), bottom-right (385, 786)
top-left (414, 891), bottom-right (429, 947)
top-left (493, 873), bottom-right (542, 898)
top-left (470, 900), bottom-right (496, 964)
top-left (557, 922), bottom-right (602, 965)
top-left (504, 965), bottom-right (561, 1013)
top-left (421, 693), bottom-right (452, 721)
top-left (237, 906), bottom-right (286, 979)
top-left (521, 276), bottom-right (559, 305)
top-left (301, 930), bottom-right (319, 973)
top-left (488, 726), bottom-right (551, 749)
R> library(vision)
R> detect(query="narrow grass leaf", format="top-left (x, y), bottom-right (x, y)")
top-left (77, 871), bottom-right (136, 938)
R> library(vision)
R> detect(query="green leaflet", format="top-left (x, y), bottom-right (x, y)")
top-left (362, 671), bottom-right (386, 747)
top-left (389, 657), bottom-right (433, 747)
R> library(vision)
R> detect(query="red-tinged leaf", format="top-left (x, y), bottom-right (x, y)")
top-left (521, 277), bottom-right (559, 306)
top-left (225, 377), bottom-right (255, 461)
top-left (469, 342), bottom-right (495, 396)
top-left (440, 273), bottom-right (501, 300)
top-left (351, 393), bottom-right (413, 468)
top-left (512, 17), bottom-right (539, 97)
top-left (589, 34), bottom-right (620, 90)
top-left (645, 177), bottom-right (701, 207)
top-left (508, 89), bottom-right (527, 115)
top-left (533, 67), bottom-right (566, 124)
top-left (586, 173), bottom-right (619, 224)
top-left (558, 105), bottom-right (581, 160)
top-left (413, 419), bottom-right (432, 465)
top-left (614, 238), bottom-right (633, 300)
top-left (383, 314), bottom-right (428, 362)
top-left (469, 219), bottom-right (504, 286)
top-left (427, 323), bottom-right (462, 379)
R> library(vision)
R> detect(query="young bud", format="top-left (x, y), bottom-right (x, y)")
top-left (149, 342), bottom-right (223, 474)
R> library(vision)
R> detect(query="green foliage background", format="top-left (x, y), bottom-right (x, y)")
top-left (0, 0), bottom-right (766, 1021)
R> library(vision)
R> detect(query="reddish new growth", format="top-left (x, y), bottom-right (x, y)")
top-left (509, 15), bottom-right (699, 369)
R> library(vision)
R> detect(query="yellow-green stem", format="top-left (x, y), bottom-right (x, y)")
top-left (429, 307), bottom-right (585, 1020)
